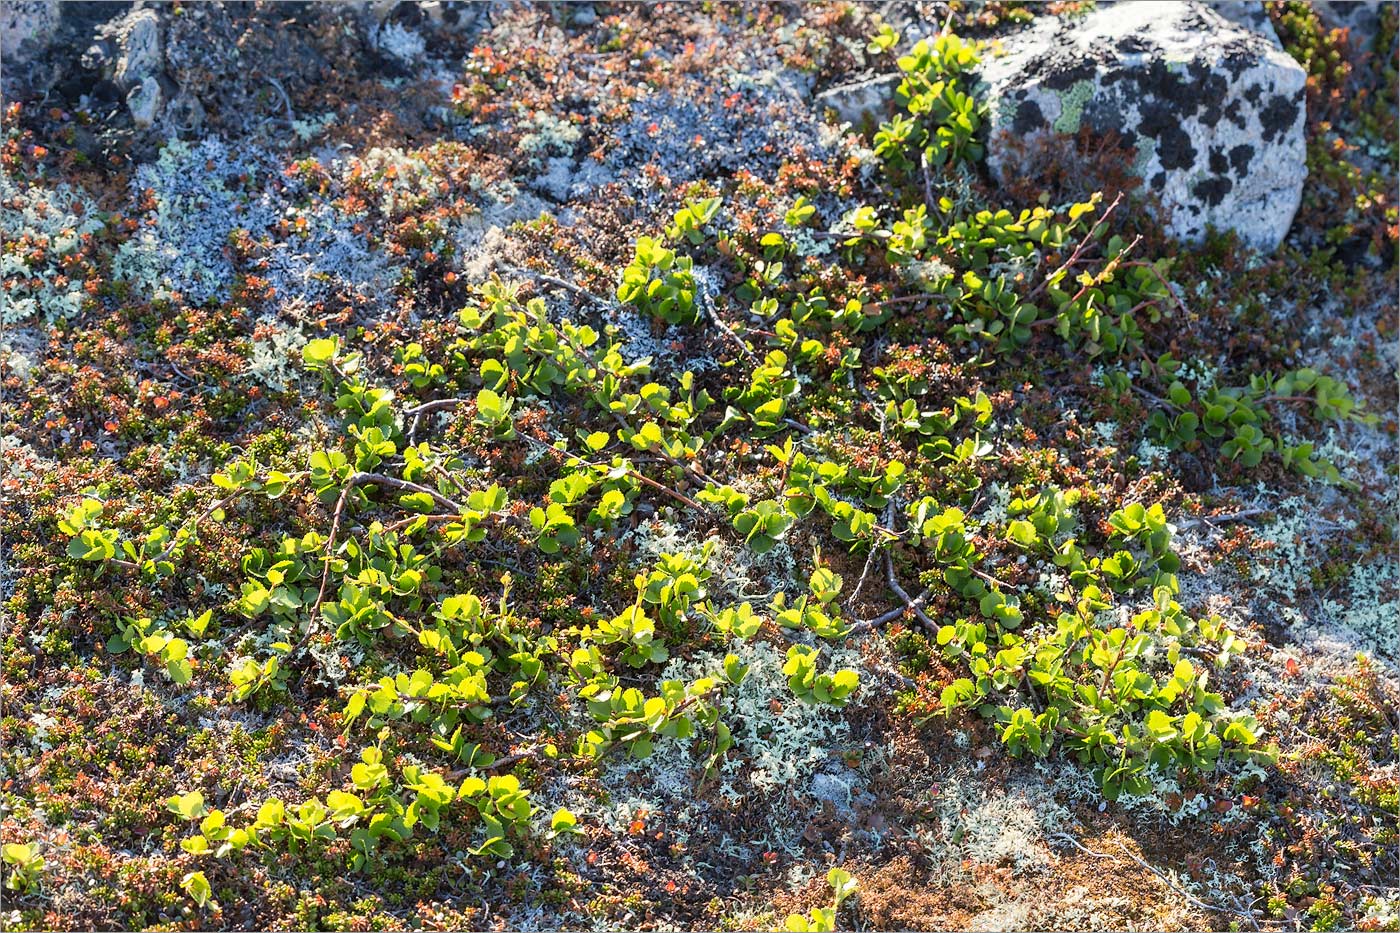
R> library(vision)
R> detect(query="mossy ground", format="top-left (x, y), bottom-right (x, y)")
top-left (1, 3), bottom-right (1396, 930)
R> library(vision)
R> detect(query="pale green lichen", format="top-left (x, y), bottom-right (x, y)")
top-left (291, 111), bottom-right (338, 142)
top-left (1321, 560), bottom-right (1399, 660)
top-left (111, 139), bottom-right (275, 303)
top-left (1131, 138), bottom-right (1158, 176)
top-left (1052, 80), bottom-right (1095, 134)
top-left (245, 318), bottom-right (310, 393)
top-left (517, 111), bottom-right (583, 161)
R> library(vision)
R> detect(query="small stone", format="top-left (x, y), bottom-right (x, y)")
top-left (815, 72), bottom-right (900, 127)
top-left (81, 39), bottom-right (114, 73)
top-left (127, 76), bottom-right (163, 128)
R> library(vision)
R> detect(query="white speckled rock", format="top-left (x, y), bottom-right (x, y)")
top-left (979, 0), bottom-right (1308, 251)
top-left (104, 8), bottom-right (164, 92)
top-left (1, 0), bottom-right (58, 64)
top-left (815, 72), bottom-right (900, 126)
top-left (87, 7), bottom-right (165, 92)
top-left (127, 76), bottom-right (163, 128)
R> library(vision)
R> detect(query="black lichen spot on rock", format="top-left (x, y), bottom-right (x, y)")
top-left (1223, 99), bottom-right (1246, 129)
top-left (1137, 60), bottom-right (1198, 112)
top-left (1193, 175), bottom-right (1233, 207)
top-left (1041, 57), bottom-right (1098, 92)
top-left (1158, 126), bottom-right (1196, 170)
top-left (1243, 82), bottom-right (1263, 105)
top-left (1137, 100), bottom-right (1196, 170)
top-left (1013, 98), bottom-right (1045, 135)
top-left (1260, 94), bottom-right (1299, 142)
top-left (1081, 93), bottom-right (1128, 136)
top-left (1151, 171), bottom-right (1167, 190)
top-left (1221, 44), bottom-right (1258, 80)
top-left (1187, 63), bottom-right (1229, 128)
top-left (1229, 144), bottom-right (1254, 177)
top-left (1116, 34), bottom-right (1153, 56)
top-left (1209, 147), bottom-right (1229, 174)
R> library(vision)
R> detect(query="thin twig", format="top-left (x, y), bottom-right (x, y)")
top-left (861, 293), bottom-right (939, 313)
top-left (783, 418), bottom-right (815, 436)
top-left (349, 472), bottom-right (464, 513)
top-left (1116, 843), bottom-right (1252, 920)
top-left (883, 552), bottom-right (936, 631)
top-left (1050, 832), bottom-right (1113, 859)
top-left (940, 3), bottom-right (956, 35)
top-left (444, 744), bottom-right (546, 779)
top-left (848, 501), bottom-right (895, 610)
top-left (1123, 259), bottom-right (1191, 319)
top-left (104, 490), bottom-right (246, 572)
top-left (382, 513), bottom-right (463, 533)
top-left (1098, 637), bottom-right (1128, 697)
top-left (699, 292), bottom-right (758, 363)
top-left (1027, 191), bottom-right (1125, 302)
top-left (294, 472), bottom-right (465, 659)
top-left (1060, 233), bottom-right (1143, 308)
top-left (500, 262), bottom-right (612, 309)
top-left (849, 586), bottom-right (933, 632)
top-left (1050, 833), bottom-right (1251, 920)
top-left (754, 227), bottom-right (873, 243)
top-left (1131, 383), bottom-right (1182, 412)
top-left (405, 397), bottom-right (473, 446)
top-left (1175, 508), bottom-right (1269, 531)
top-left (846, 540), bottom-right (883, 609)
top-left (920, 150), bottom-right (936, 219)
top-left (969, 565), bottom-right (1013, 590)
top-left (300, 480), bottom-right (355, 658)
top-left (266, 76), bottom-right (294, 122)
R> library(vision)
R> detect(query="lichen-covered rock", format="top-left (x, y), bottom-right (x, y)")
top-left (0, 0), bottom-right (58, 64)
top-left (980, 0), bottom-right (1307, 251)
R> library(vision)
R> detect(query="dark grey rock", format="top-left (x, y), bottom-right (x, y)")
top-left (1, 0), bottom-right (59, 64)
top-left (1314, 0), bottom-right (1384, 51)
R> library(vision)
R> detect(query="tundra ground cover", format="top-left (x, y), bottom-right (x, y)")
top-left (1, 3), bottom-right (1396, 930)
